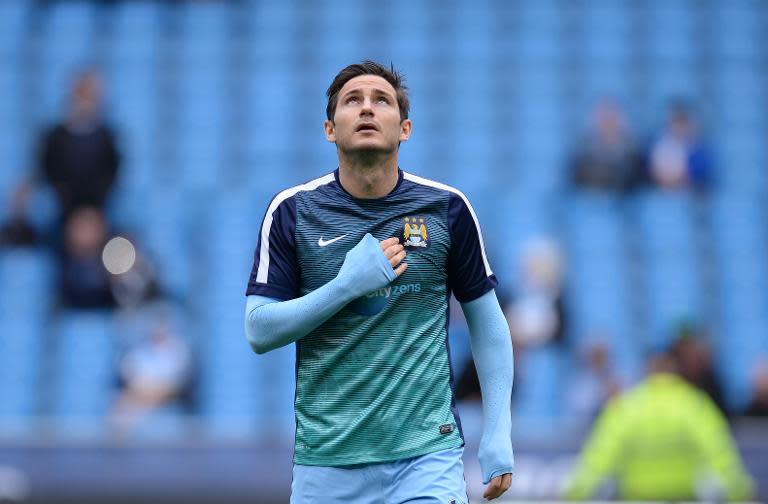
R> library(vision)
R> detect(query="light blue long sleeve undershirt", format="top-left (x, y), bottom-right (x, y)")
top-left (244, 233), bottom-right (397, 354)
top-left (461, 289), bottom-right (515, 484)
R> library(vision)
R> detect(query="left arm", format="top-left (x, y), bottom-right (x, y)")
top-left (462, 289), bottom-right (514, 499)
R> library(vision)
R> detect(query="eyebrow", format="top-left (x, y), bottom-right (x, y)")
top-left (340, 87), bottom-right (396, 100)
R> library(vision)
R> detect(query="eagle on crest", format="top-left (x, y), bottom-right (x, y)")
top-left (403, 217), bottom-right (428, 248)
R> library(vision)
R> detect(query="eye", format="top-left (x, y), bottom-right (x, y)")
top-left (346, 96), bottom-right (360, 104)
top-left (376, 96), bottom-right (390, 104)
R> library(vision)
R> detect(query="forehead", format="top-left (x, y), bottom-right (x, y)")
top-left (338, 75), bottom-right (396, 97)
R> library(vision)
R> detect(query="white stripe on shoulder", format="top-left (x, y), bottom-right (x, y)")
top-left (403, 172), bottom-right (493, 276)
top-left (256, 173), bottom-right (335, 283)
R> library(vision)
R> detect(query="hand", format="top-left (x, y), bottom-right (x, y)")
top-left (379, 237), bottom-right (408, 277)
top-left (337, 234), bottom-right (407, 297)
top-left (483, 473), bottom-right (512, 500)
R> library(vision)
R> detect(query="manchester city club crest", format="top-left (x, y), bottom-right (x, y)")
top-left (403, 216), bottom-right (429, 248)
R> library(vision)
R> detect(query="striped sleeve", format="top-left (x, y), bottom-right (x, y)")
top-left (245, 196), bottom-right (300, 300)
top-left (447, 192), bottom-right (497, 303)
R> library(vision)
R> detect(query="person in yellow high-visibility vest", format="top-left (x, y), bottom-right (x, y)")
top-left (564, 349), bottom-right (755, 501)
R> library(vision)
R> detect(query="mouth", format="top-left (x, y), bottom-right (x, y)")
top-left (355, 123), bottom-right (379, 132)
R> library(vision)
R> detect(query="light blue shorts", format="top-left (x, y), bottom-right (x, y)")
top-left (290, 446), bottom-right (468, 504)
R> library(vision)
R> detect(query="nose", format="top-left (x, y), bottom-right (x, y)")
top-left (359, 97), bottom-right (374, 116)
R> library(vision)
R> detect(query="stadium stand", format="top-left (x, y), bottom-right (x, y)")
top-left (0, 0), bottom-right (764, 472)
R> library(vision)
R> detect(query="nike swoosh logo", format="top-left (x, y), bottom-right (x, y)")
top-left (318, 234), bottom-right (348, 247)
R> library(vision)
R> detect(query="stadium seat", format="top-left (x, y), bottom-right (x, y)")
top-left (564, 194), bottom-right (639, 377)
top-left (197, 192), bottom-right (284, 439)
top-left (0, 0), bottom-right (29, 57)
top-left (0, 251), bottom-right (53, 422)
top-left (50, 311), bottom-right (116, 435)
top-left (513, 346), bottom-right (565, 419)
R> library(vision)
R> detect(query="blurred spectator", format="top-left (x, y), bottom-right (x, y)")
top-left (744, 360), bottom-right (768, 417)
top-left (0, 175), bottom-right (41, 248)
top-left (564, 348), bottom-right (754, 501)
top-left (0, 214), bottom-right (39, 247)
top-left (58, 206), bottom-right (116, 310)
top-left (567, 340), bottom-right (622, 422)
top-left (506, 236), bottom-right (567, 347)
top-left (570, 98), bottom-right (643, 193)
top-left (671, 324), bottom-right (727, 415)
top-left (646, 100), bottom-right (712, 192)
top-left (10, 70), bottom-right (120, 244)
top-left (110, 315), bottom-right (192, 437)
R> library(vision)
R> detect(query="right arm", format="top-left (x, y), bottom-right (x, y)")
top-left (690, 394), bottom-right (755, 501)
top-left (245, 233), bottom-right (406, 354)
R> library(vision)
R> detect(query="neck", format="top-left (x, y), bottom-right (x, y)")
top-left (337, 150), bottom-right (399, 199)
top-left (67, 112), bottom-right (98, 134)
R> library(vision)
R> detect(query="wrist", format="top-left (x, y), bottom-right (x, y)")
top-left (330, 273), bottom-right (363, 302)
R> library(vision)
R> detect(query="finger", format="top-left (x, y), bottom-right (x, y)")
top-left (486, 486), bottom-right (502, 500)
top-left (389, 250), bottom-right (406, 268)
top-left (487, 474), bottom-right (512, 500)
top-left (379, 237), bottom-right (399, 250)
top-left (393, 262), bottom-right (407, 277)
top-left (498, 474), bottom-right (512, 495)
top-left (383, 244), bottom-right (404, 260)
top-left (483, 478), bottom-right (501, 500)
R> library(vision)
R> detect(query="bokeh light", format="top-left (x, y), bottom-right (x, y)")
top-left (102, 236), bottom-right (136, 275)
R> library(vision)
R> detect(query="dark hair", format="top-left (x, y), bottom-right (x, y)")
top-left (326, 61), bottom-right (409, 122)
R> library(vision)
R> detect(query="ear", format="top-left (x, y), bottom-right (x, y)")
top-left (324, 119), bottom-right (336, 142)
top-left (399, 119), bottom-right (412, 142)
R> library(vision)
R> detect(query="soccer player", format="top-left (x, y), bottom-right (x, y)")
top-left (244, 61), bottom-right (514, 503)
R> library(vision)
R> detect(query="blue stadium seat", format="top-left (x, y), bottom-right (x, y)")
top-left (248, 2), bottom-right (300, 63)
top-left (513, 346), bottom-right (565, 419)
top-left (141, 189), bottom-right (194, 298)
top-left (632, 192), bottom-right (702, 343)
top-left (710, 195), bottom-right (768, 407)
top-left (0, 126), bottom-right (26, 200)
top-left (564, 194), bottom-right (639, 376)
top-left (0, 251), bottom-right (53, 421)
top-left (713, 2), bottom-right (763, 60)
top-left (452, 5), bottom-right (495, 62)
top-left (110, 1), bottom-right (162, 61)
top-left (197, 192), bottom-right (279, 438)
top-left (51, 311), bottom-right (116, 434)
top-left (43, 2), bottom-right (97, 59)
top-left (0, 0), bottom-right (29, 56)
top-left (647, 9), bottom-right (698, 62)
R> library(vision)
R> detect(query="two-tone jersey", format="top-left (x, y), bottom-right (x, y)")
top-left (246, 169), bottom-right (497, 466)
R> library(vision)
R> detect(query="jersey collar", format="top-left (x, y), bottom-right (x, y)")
top-left (333, 168), bottom-right (404, 200)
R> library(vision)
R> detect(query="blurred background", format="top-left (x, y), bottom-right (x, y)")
top-left (0, 0), bottom-right (767, 502)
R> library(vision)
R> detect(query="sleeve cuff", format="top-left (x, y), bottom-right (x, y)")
top-left (245, 283), bottom-right (297, 301)
top-left (484, 466), bottom-right (515, 485)
top-left (454, 274), bottom-right (498, 303)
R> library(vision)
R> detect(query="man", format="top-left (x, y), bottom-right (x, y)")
top-left (647, 100), bottom-right (712, 192)
top-left (5, 69), bottom-right (120, 260)
top-left (12, 70), bottom-right (121, 231)
top-left (564, 348), bottom-right (754, 501)
top-left (244, 61), bottom-right (514, 503)
top-left (570, 98), bottom-right (643, 193)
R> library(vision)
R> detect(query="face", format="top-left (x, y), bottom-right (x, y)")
top-left (324, 75), bottom-right (411, 154)
top-left (65, 207), bottom-right (106, 257)
top-left (595, 101), bottom-right (623, 139)
top-left (71, 73), bottom-right (103, 120)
